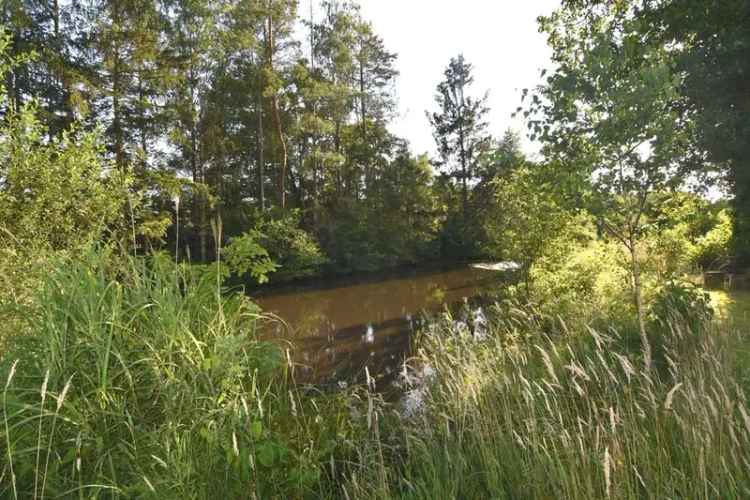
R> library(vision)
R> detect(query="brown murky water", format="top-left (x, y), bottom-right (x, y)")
top-left (253, 265), bottom-right (506, 386)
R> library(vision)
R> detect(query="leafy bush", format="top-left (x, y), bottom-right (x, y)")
top-left (223, 229), bottom-right (279, 284)
top-left (255, 212), bottom-right (328, 282)
top-left (689, 208), bottom-right (732, 270)
top-left (523, 226), bottom-right (634, 332)
top-left (648, 280), bottom-right (714, 333)
top-left (482, 166), bottom-right (572, 270)
top-left (0, 36), bottom-right (131, 343)
top-left (226, 211), bottom-right (327, 283)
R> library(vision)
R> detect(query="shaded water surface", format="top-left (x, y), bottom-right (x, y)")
top-left (253, 265), bottom-right (505, 386)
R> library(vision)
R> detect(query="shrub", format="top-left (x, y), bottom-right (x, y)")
top-left (226, 211), bottom-right (328, 283)
top-left (689, 209), bottom-right (732, 270)
top-left (0, 31), bottom-right (131, 344)
top-left (525, 233), bottom-right (634, 332)
top-left (223, 229), bottom-right (279, 284)
top-left (256, 212), bottom-right (328, 282)
top-left (648, 279), bottom-right (714, 333)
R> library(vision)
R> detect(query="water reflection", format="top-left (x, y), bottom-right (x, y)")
top-left (253, 266), bottom-right (503, 386)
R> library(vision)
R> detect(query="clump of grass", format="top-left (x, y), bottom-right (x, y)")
top-left (346, 300), bottom-right (750, 499)
top-left (0, 249), bottom-right (365, 499)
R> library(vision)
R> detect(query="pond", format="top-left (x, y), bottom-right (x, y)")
top-left (252, 264), bottom-right (512, 388)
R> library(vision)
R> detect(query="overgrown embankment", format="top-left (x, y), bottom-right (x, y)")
top-left (0, 251), bottom-right (370, 499)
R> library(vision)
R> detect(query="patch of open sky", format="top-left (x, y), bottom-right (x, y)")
top-left (298, 0), bottom-right (559, 160)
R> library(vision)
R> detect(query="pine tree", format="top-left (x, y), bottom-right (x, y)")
top-left (428, 55), bottom-right (490, 215)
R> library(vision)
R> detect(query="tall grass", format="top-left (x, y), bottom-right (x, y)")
top-left (0, 249), bottom-right (364, 499)
top-left (346, 302), bottom-right (750, 499)
top-left (4, 249), bottom-right (749, 499)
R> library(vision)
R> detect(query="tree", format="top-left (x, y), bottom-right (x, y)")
top-left (478, 129), bottom-right (524, 180)
top-left (638, 0), bottom-right (750, 266)
top-left (484, 165), bottom-right (571, 292)
top-left (165, 0), bottom-right (219, 261)
top-left (565, 0), bottom-right (750, 265)
top-left (262, 0), bottom-right (296, 209)
top-left (0, 0), bottom-right (473, 273)
top-left (94, 0), bottom-right (170, 171)
top-left (352, 19), bottom-right (397, 194)
top-left (428, 55), bottom-right (490, 215)
top-left (472, 129), bottom-right (527, 259)
top-left (0, 0), bottom-right (93, 135)
top-left (530, 3), bottom-right (696, 369)
top-left (0, 29), bottom-right (131, 302)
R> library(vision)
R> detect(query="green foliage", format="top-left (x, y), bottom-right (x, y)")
top-left (0, 110), bottom-right (130, 251)
top-left (366, 151), bottom-right (440, 265)
top-left (225, 211), bottom-right (327, 283)
top-left (483, 166), bottom-right (572, 274)
top-left (639, 193), bottom-right (730, 276)
top-left (528, 236), bottom-right (634, 331)
top-left (318, 150), bottom-right (440, 273)
top-left (428, 55), bottom-right (490, 215)
top-left (649, 280), bottom-right (714, 333)
top-left (689, 208), bottom-right (733, 270)
top-left (223, 230), bottom-right (279, 284)
top-left (626, 0), bottom-right (750, 266)
top-left (254, 212), bottom-right (329, 282)
top-left (530, 2), bottom-right (711, 367)
top-left (0, 34), bottom-right (132, 334)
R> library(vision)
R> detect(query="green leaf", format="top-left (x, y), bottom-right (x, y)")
top-left (250, 420), bottom-right (263, 440)
top-left (257, 442), bottom-right (275, 468)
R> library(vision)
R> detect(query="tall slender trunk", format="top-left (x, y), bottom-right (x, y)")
top-left (112, 53), bottom-right (125, 169)
top-left (266, 7), bottom-right (287, 209)
top-left (138, 71), bottom-right (148, 174)
top-left (359, 56), bottom-right (369, 195)
top-left (53, 0), bottom-right (59, 35)
top-left (458, 123), bottom-right (468, 216)
top-left (52, 0), bottom-right (73, 132)
top-left (334, 119), bottom-right (342, 195)
top-left (187, 62), bottom-right (207, 262)
top-left (256, 58), bottom-right (265, 211)
top-left (309, 0), bottom-right (319, 227)
top-left (6, 68), bottom-right (18, 111)
top-left (296, 139), bottom-right (305, 207)
top-left (359, 61), bottom-right (366, 142)
top-left (630, 239), bottom-right (651, 371)
top-left (110, 3), bottom-right (125, 169)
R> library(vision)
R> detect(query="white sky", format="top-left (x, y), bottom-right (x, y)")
top-left (355, 0), bottom-right (561, 158)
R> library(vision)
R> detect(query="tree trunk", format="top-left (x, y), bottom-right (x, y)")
top-left (256, 58), bottom-right (265, 211)
top-left (138, 71), bottom-right (148, 174)
top-left (266, 8), bottom-right (287, 209)
top-left (309, 0), bottom-right (319, 228)
top-left (188, 63), bottom-right (207, 262)
top-left (112, 51), bottom-right (125, 169)
top-left (458, 123), bottom-right (468, 216)
top-left (630, 240), bottom-right (651, 371)
top-left (359, 56), bottom-right (370, 196)
top-left (110, 3), bottom-right (125, 170)
top-left (53, 0), bottom-right (59, 36)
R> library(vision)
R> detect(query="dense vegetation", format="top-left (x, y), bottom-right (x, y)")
top-left (0, 0), bottom-right (528, 276)
top-left (1, 0), bottom-right (749, 498)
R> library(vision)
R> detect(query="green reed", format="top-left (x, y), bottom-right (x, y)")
top-left (346, 303), bottom-right (750, 499)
